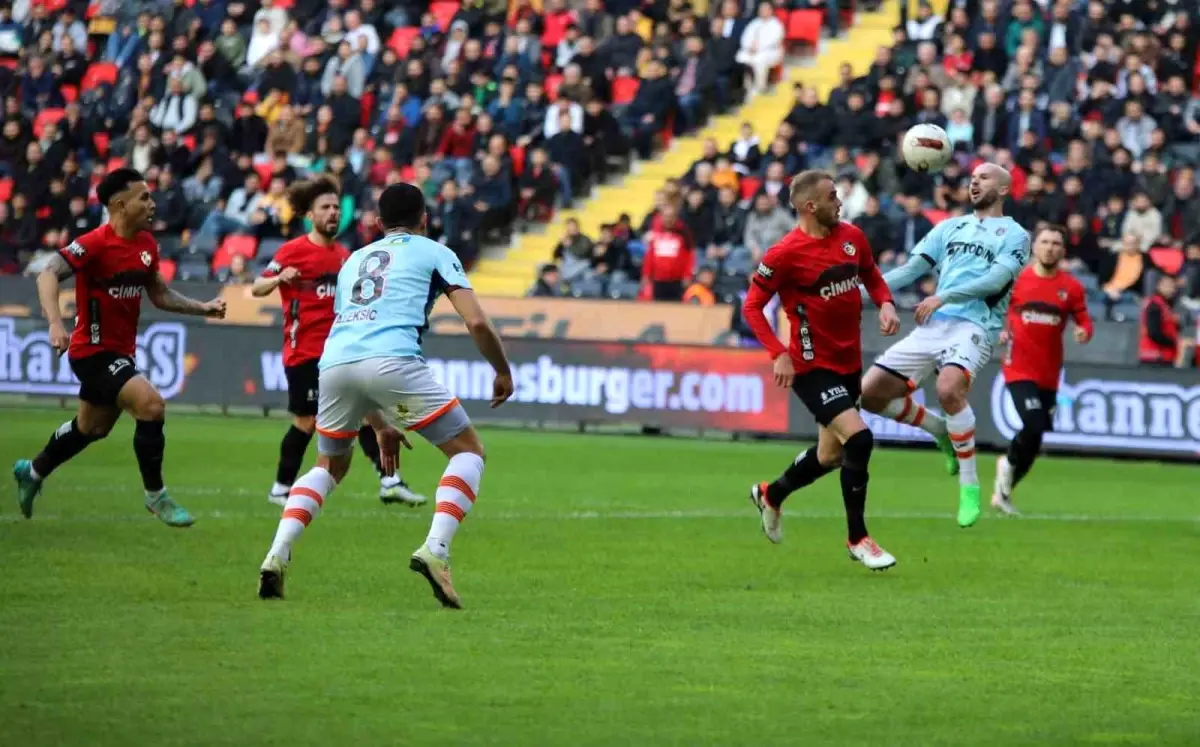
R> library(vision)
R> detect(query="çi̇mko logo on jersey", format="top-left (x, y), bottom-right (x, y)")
top-left (989, 371), bottom-right (1200, 454)
top-left (0, 318), bottom-right (189, 399)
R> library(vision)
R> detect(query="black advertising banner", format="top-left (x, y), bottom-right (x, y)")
top-left (2, 316), bottom-right (1196, 459)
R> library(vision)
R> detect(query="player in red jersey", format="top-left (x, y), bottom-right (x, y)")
top-left (741, 170), bottom-right (902, 570)
top-left (12, 168), bottom-right (227, 526)
top-left (993, 225), bottom-right (1093, 514)
top-left (251, 177), bottom-right (424, 508)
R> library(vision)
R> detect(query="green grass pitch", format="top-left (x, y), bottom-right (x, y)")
top-left (1, 407), bottom-right (1198, 746)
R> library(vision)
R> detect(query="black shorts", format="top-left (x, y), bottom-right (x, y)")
top-left (1006, 380), bottom-right (1056, 432)
top-left (792, 368), bottom-right (862, 427)
top-left (70, 352), bottom-right (139, 407)
top-left (285, 359), bottom-right (320, 416)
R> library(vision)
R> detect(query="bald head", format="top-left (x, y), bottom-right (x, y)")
top-left (969, 162), bottom-right (1011, 212)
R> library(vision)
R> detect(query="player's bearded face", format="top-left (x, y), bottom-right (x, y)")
top-left (311, 195), bottom-right (341, 237)
top-left (1034, 235), bottom-right (1065, 267)
top-left (969, 175), bottom-right (999, 208)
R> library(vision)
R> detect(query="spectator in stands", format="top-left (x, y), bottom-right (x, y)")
top-left (683, 266), bottom-right (717, 305)
top-left (624, 60), bottom-right (675, 159)
top-left (529, 263), bottom-right (568, 297)
top-left (1139, 273), bottom-right (1191, 367)
top-left (553, 218), bottom-right (594, 282)
top-left (518, 147), bottom-right (559, 221)
top-left (894, 195), bottom-right (934, 256)
top-left (471, 154), bottom-right (513, 239)
top-left (735, 2), bottom-right (784, 95)
top-left (192, 172), bottom-right (264, 251)
top-left (641, 201), bottom-right (695, 302)
top-left (742, 193), bottom-right (791, 263)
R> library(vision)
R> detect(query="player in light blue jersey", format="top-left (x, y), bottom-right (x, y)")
top-left (257, 183), bottom-right (514, 608)
top-left (859, 163), bottom-right (1031, 528)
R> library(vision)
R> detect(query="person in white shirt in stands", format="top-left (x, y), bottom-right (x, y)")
top-left (343, 10), bottom-right (381, 56)
top-left (736, 2), bottom-right (785, 95)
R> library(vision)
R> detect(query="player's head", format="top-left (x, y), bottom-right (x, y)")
top-left (1032, 225), bottom-right (1067, 270)
top-left (377, 182), bottom-right (427, 234)
top-left (288, 176), bottom-right (342, 239)
top-left (788, 170), bottom-right (840, 229)
top-left (97, 167), bottom-right (154, 230)
top-left (968, 162), bottom-right (1011, 210)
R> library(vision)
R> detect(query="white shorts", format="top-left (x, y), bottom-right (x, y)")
top-left (315, 356), bottom-right (471, 453)
top-left (873, 317), bottom-right (994, 386)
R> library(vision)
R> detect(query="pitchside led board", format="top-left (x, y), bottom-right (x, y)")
top-left (1, 316), bottom-right (1197, 460)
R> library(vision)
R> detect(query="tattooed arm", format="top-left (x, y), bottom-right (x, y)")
top-left (38, 254), bottom-right (74, 354)
top-left (146, 272), bottom-right (228, 318)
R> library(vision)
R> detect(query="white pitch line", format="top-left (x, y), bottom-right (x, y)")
top-left (1, 507), bottom-right (1197, 525)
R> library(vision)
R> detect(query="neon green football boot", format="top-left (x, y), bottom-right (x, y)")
top-left (13, 459), bottom-right (43, 519)
top-left (935, 433), bottom-right (960, 476)
top-left (145, 491), bottom-right (195, 528)
top-left (957, 484), bottom-right (982, 528)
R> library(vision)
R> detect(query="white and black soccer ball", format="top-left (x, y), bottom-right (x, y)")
top-left (902, 123), bottom-right (952, 173)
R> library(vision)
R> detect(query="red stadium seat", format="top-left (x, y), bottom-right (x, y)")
top-left (158, 258), bottom-right (177, 283)
top-left (181, 134), bottom-right (196, 150)
top-left (60, 84), bottom-right (78, 103)
top-left (774, 8), bottom-right (789, 26)
top-left (430, 1), bottom-right (460, 30)
top-left (509, 145), bottom-right (526, 177)
top-left (1149, 246), bottom-right (1185, 275)
top-left (105, 156), bottom-right (125, 172)
top-left (786, 10), bottom-right (822, 46)
top-left (213, 235), bottom-right (259, 269)
top-left (388, 27), bottom-right (419, 57)
top-left (33, 108), bottom-right (66, 138)
top-left (81, 62), bottom-right (119, 90)
top-left (541, 11), bottom-right (573, 48)
top-left (0, 58), bottom-right (16, 70)
top-left (739, 176), bottom-right (762, 200)
top-left (0, 178), bottom-right (12, 202)
top-left (92, 132), bottom-right (110, 158)
top-left (544, 74), bottom-right (564, 102)
top-left (924, 209), bottom-right (950, 225)
top-left (611, 76), bottom-right (639, 105)
top-left (254, 162), bottom-right (274, 185)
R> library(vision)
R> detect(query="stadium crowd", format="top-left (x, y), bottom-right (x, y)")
top-left (532, 0), bottom-right (1200, 347)
top-left (0, 0), bottom-right (842, 280)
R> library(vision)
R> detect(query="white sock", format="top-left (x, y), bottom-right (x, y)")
top-left (270, 481), bottom-right (290, 495)
top-left (28, 464), bottom-right (42, 481)
top-left (945, 407), bottom-right (979, 486)
top-left (425, 452), bottom-right (485, 560)
top-left (267, 467), bottom-right (337, 562)
top-left (380, 474), bottom-right (401, 489)
top-left (145, 488), bottom-right (165, 501)
top-left (879, 396), bottom-right (948, 437)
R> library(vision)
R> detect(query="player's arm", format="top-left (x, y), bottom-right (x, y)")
top-left (742, 252), bottom-right (789, 361)
top-left (1069, 283), bottom-right (1094, 343)
top-left (936, 229), bottom-right (1028, 305)
top-left (446, 287), bottom-right (514, 407)
top-left (881, 221), bottom-right (947, 292)
top-left (251, 254), bottom-right (300, 297)
top-left (147, 272), bottom-right (227, 318)
top-left (37, 254), bottom-right (74, 354)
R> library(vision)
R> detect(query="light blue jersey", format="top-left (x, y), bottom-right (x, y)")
top-left (320, 232), bottom-right (471, 369)
top-left (912, 215), bottom-right (1030, 339)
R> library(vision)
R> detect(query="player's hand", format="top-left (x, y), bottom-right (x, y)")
top-left (278, 267), bottom-right (300, 284)
top-left (914, 295), bottom-right (943, 325)
top-left (202, 298), bottom-right (227, 318)
top-left (48, 321), bottom-right (69, 355)
top-left (1073, 327), bottom-right (1091, 344)
top-left (772, 354), bottom-right (795, 389)
top-left (372, 426), bottom-right (411, 477)
top-left (878, 302), bottom-right (900, 336)
top-left (998, 329), bottom-right (1010, 346)
top-left (491, 372), bottom-right (514, 408)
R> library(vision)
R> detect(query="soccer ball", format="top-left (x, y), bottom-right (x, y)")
top-left (902, 124), bottom-right (952, 173)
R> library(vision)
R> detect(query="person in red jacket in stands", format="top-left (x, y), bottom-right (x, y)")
top-left (437, 108), bottom-right (477, 185)
top-left (640, 201), bottom-right (695, 301)
top-left (1139, 273), bottom-right (1195, 367)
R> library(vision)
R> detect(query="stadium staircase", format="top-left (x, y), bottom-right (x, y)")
top-left (467, 0), bottom-right (901, 298)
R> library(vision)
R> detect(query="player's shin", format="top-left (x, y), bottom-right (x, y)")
top-left (425, 452), bottom-right (485, 559)
top-left (1008, 427), bottom-right (1044, 488)
top-left (31, 418), bottom-right (102, 480)
top-left (945, 406), bottom-right (979, 485)
top-left (267, 466), bottom-right (337, 562)
top-left (766, 447), bottom-right (835, 507)
top-left (878, 395), bottom-right (948, 437)
top-left (133, 419), bottom-right (166, 494)
top-left (838, 430), bottom-right (873, 544)
top-left (274, 426), bottom-right (314, 492)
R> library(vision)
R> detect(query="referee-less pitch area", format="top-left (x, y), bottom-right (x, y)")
top-left (2, 409), bottom-right (1197, 746)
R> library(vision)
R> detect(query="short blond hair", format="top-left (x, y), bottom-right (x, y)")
top-left (788, 169), bottom-right (834, 205)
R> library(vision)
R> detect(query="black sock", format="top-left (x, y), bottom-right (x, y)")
top-left (133, 420), bottom-right (166, 493)
top-left (356, 425), bottom-right (386, 478)
top-left (1007, 427), bottom-right (1044, 488)
top-left (767, 447), bottom-right (835, 507)
top-left (840, 430), bottom-right (875, 544)
top-left (276, 426), bottom-right (314, 486)
top-left (31, 419), bottom-right (101, 478)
